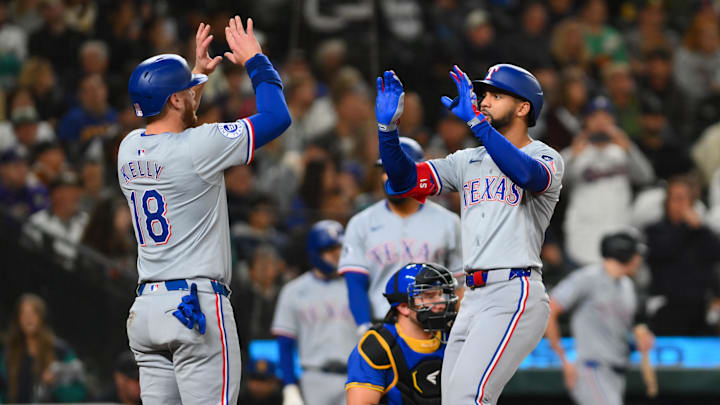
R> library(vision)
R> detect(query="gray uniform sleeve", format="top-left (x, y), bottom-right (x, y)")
top-left (530, 146), bottom-right (565, 198)
top-left (338, 216), bottom-right (370, 275)
top-left (271, 283), bottom-right (298, 338)
top-left (551, 271), bottom-right (591, 311)
top-left (189, 120), bottom-right (254, 183)
top-left (427, 150), bottom-right (464, 194)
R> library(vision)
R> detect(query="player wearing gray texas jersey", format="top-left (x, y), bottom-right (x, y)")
top-left (272, 220), bottom-right (357, 405)
top-left (546, 232), bottom-right (655, 405)
top-left (375, 63), bottom-right (563, 404)
top-left (339, 198), bottom-right (462, 321)
top-left (122, 18), bottom-right (291, 405)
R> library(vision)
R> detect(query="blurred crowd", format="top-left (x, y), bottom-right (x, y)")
top-left (2, 0), bottom-right (720, 402)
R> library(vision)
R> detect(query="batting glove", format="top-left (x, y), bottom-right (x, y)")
top-left (376, 70), bottom-right (405, 132)
top-left (441, 65), bottom-right (485, 128)
top-left (282, 383), bottom-right (305, 405)
top-left (173, 283), bottom-right (207, 334)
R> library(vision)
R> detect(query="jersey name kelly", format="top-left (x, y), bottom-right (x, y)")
top-left (120, 159), bottom-right (164, 183)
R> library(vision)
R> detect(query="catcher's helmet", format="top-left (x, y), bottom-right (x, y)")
top-left (600, 231), bottom-right (646, 264)
top-left (376, 137), bottom-right (424, 166)
top-left (473, 64), bottom-right (544, 127)
top-left (129, 54), bottom-right (208, 117)
top-left (307, 220), bottom-right (344, 274)
top-left (407, 263), bottom-right (458, 334)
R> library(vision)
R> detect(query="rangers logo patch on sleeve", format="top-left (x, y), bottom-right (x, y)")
top-left (541, 155), bottom-right (553, 161)
top-left (218, 122), bottom-right (241, 139)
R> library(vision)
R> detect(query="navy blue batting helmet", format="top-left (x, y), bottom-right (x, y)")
top-left (473, 64), bottom-right (544, 127)
top-left (376, 137), bottom-right (424, 166)
top-left (307, 220), bottom-right (344, 274)
top-left (129, 54), bottom-right (208, 117)
top-left (384, 263), bottom-right (422, 307)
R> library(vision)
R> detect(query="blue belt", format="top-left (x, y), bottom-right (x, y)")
top-left (137, 279), bottom-right (230, 297)
top-left (465, 268), bottom-right (532, 289)
top-left (583, 360), bottom-right (627, 375)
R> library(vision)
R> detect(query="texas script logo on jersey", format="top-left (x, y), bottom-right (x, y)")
top-left (366, 240), bottom-right (445, 267)
top-left (462, 176), bottom-right (522, 209)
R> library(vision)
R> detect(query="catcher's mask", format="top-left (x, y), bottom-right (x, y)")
top-left (406, 263), bottom-right (458, 340)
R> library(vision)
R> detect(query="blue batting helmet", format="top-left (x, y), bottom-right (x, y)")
top-left (376, 137), bottom-right (424, 166)
top-left (473, 64), bottom-right (544, 127)
top-left (384, 263), bottom-right (422, 307)
top-left (128, 54), bottom-right (208, 117)
top-left (307, 220), bottom-right (344, 274)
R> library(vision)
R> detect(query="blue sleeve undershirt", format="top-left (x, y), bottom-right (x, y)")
top-left (277, 335), bottom-right (297, 385)
top-left (378, 129), bottom-right (416, 194)
top-left (344, 272), bottom-right (372, 325)
top-left (244, 54), bottom-right (292, 149)
top-left (470, 119), bottom-right (549, 193)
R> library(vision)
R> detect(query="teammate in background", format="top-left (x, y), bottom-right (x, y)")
top-left (375, 64), bottom-right (564, 404)
top-left (119, 17), bottom-right (291, 404)
top-left (339, 137), bottom-right (462, 332)
top-left (271, 220), bottom-right (357, 405)
top-left (546, 232), bottom-right (656, 405)
top-left (345, 263), bottom-right (457, 405)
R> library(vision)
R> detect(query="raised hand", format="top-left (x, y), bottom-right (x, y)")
top-left (376, 70), bottom-right (405, 132)
top-left (441, 65), bottom-right (483, 126)
top-left (224, 15), bottom-right (262, 66)
top-left (193, 22), bottom-right (223, 75)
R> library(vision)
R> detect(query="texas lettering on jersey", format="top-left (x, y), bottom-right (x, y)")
top-left (366, 240), bottom-right (446, 268)
top-left (462, 175), bottom-right (522, 209)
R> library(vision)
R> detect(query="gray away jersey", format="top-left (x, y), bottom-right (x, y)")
top-left (428, 140), bottom-right (564, 270)
top-left (552, 265), bottom-right (637, 366)
top-left (339, 200), bottom-right (462, 319)
top-left (271, 273), bottom-right (357, 368)
top-left (117, 120), bottom-right (254, 284)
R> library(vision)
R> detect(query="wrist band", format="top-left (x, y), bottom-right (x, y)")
top-left (378, 122), bottom-right (398, 132)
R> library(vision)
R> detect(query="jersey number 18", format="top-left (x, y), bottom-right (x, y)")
top-left (129, 189), bottom-right (172, 246)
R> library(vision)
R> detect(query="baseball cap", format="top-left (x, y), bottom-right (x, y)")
top-left (583, 95), bottom-right (616, 117)
top-left (0, 148), bottom-right (27, 165)
top-left (11, 106), bottom-right (39, 126)
top-left (383, 263), bottom-right (423, 307)
top-left (247, 358), bottom-right (278, 380)
top-left (48, 171), bottom-right (81, 192)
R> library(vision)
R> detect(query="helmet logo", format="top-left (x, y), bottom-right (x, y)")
top-left (485, 65), bottom-right (501, 80)
top-left (133, 103), bottom-right (144, 117)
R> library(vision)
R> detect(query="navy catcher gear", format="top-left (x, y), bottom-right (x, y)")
top-left (408, 263), bottom-right (458, 336)
top-left (307, 220), bottom-right (344, 275)
top-left (473, 63), bottom-right (544, 127)
top-left (601, 231), bottom-right (646, 264)
top-left (376, 136), bottom-right (424, 166)
top-left (129, 54), bottom-right (208, 117)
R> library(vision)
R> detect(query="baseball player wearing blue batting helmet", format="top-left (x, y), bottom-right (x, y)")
top-left (122, 17), bottom-right (291, 405)
top-left (374, 60), bottom-right (564, 404)
top-left (272, 220), bottom-right (357, 405)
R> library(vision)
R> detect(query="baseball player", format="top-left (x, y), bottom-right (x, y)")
top-left (271, 220), bottom-right (357, 405)
top-left (119, 17), bottom-right (291, 405)
top-left (375, 64), bottom-right (564, 404)
top-left (345, 262), bottom-right (458, 405)
top-left (546, 232), bottom-right (656, 405)
top-left (339, 137), bottom-right (462, 331)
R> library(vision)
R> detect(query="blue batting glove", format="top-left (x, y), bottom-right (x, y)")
top-left (441, 65), bottom-right (486, 128)
top-left (172, 283), bottom-right (206, 334)
top-left (376, 70), bottom-right (405, 132)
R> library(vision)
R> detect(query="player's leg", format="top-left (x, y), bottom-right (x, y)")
top-left (300, 370), bottom-right (348, 405)
top-left (441, 299), bottom-right (471, 400)
top-left (443, 277), bottom-right (550, 405)
top-left (127, 298), bottom-right (182, 405)
top-left (173, 292), bottom-right (242, 405)
top-left (571, 363), bottom-right (623, 405)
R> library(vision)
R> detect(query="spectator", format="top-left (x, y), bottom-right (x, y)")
top-left (0, 105), bottom-right (55, 155)
top-left (232, 194), bottom-right (288, 265)
top-left (645, 176), bottom-right (720, 335)
top-left (328, 68), bottom-right (373, 161)
top-left (547, 0), bottom-right (575, 26)
top-left (637, 48), bottom-right (690, 137)
top-left (78, 158), bottom-right (110, 213)
top-left (97, 351), bottom-right (141, 405)
top-left (0, 0), bottom-right (27, 89)
top-left (80, 196), bottom-right (136, 277)
top-left (28, 0), bottom-right (85, 87)
top-left (541, 67), bottom-right (588, 151)
top-left (691, 118), bottom-right (720, 185)
top-left (57, 74), bottom-right (117, 161)
top-left (0, 147), bottom-right (47, 221)
top-left (17, 57), bottom-right (65, 123)
top-left (461, 8), bottom-right (503, 77)
top-left (672, 13), bottom-right (720, 108)
top-left (8, 0), bottom-right (44, 34)
top-left (22, 170), bottom-right (88, 269)
top-left (602, 62), bottom-right (641, 140)
top-left (398, 91), bottom-right (432, 147)
top-left (550, 18), bottom-right (590, 70)
top-left (286, 157), bottom-right (339, 231)
top-left (1, 294), bottom-right (86, 403)
top-left (282, 70), bottom-right (336, 153)
top-left (562, 96), bottom-right (655, 266)
top-left (624, 0), bottom-right (679, 73)
top-left (502, 1), bottom-right (553, 70)
top-left (226, 164), bottom-right (259, 227)
top-left (64, 0), bottom-right (97, 35)
top-left (427, 113), bottom-right (474, 157)
top-left (579, 0), bottom-right (628, 70)
top-left (237, 358), bottom-right (282, 405)
top-left (30, 140), bottom-right (66, 186)
top-left (231, 245), bottom-right (286, 343)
